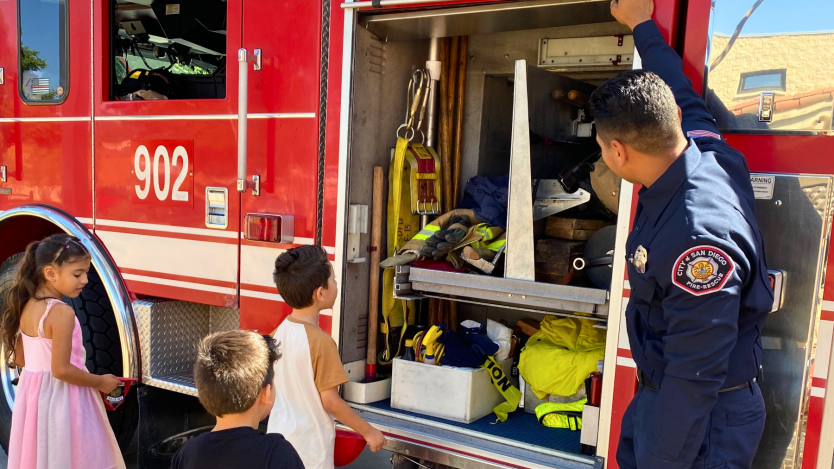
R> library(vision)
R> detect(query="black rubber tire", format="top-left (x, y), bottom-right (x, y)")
top-left (68, 268), bottom-right (139, 450)
top-left (0, 253), bottom-right (23, 453)
top-left (0, 254), bottom-right (138, 452)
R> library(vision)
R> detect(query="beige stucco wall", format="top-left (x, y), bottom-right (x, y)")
top-left (710, 32), bottom-right (834, 104)
top-left (708, 32), bottom-right (834, 130)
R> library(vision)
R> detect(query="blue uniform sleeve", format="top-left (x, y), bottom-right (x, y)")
top-left (632, 20), bottom-right (722, 140)
top-left (638, 237), bottom-right (747, 468)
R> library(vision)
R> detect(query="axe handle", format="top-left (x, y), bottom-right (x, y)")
top-left (366, 167), bottom-right (384, 380)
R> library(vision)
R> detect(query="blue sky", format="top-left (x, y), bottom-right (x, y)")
top-left (19, 0), bottom-right (64, 91)
top-left (713, 0), bottom-right (834, 35)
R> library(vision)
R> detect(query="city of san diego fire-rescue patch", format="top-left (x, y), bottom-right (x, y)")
top-left (672, 245), bottom-right (734, 295)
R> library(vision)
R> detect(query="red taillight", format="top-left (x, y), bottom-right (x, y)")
top-left (244, 214), bottom-right (294, 243)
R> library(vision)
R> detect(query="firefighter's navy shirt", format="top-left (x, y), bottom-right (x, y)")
top-left (622, 20), bottom-right (773, 466)
top-left (171, 426), bottom-right (304, 469)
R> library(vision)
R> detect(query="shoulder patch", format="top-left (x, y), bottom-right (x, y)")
top-left (672, 245), bottom-right (734, 296)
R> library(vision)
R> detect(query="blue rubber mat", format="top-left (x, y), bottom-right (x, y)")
top-left (363, 399), bottom-right (583, 455)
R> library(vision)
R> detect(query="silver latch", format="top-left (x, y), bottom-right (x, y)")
top-left (0, 68), bottom-right (4, 85)
top-left (346, 204), bottom-right (369, 263)
top-left (768, 269), bottom-right (786, 313)
top-left (759, 92), bottom-right (775, 123)
top-left (0, 166), bottom-right (6, 183)
top-left (205, 187), bottom-right (228, 229)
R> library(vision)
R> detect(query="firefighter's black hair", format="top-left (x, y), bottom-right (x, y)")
top-left (589, 70), bottom-right (681, 155)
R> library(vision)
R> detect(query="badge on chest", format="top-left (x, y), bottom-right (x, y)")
top-left (631, 245), bottom-right (648, 274)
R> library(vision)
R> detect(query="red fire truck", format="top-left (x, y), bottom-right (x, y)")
top-left (1, 0), bottom-right (832, 468)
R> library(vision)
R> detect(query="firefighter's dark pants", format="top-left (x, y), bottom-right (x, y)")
top-left (617, 381), bottom-right (766, 469)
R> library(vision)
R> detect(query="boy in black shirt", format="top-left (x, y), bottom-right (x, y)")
top-left (172, 331), bottom-right (303, 469)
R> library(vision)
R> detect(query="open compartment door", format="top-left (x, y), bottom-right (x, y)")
top-left (404, 59), bottom-right (608, 317)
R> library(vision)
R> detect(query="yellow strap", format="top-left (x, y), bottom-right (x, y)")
top-left (481, 356), bottom-right (522, 422)
top-left (379, 323), bottom-right (389, 334)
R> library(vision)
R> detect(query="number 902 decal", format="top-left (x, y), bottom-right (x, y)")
top-left (130, 140), bottom-right (194, 207)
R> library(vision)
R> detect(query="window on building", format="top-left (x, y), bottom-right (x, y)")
top-left (110, 1), bottom-right (227, 101)
top-left (18, 0), bottom-right (69, 104)
top-left (705, 0), bottom-right (834, 133)
top-left (737, 69), bottom-right (786, 94)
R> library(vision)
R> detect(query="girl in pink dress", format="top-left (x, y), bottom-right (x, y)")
top-left (0, 234), bottom-right (125, 469)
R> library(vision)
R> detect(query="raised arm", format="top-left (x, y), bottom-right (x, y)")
top-left (611, 0), bottom-right (722, 138)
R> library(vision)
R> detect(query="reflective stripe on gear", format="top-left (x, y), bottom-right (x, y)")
top-left (412, 224), bottom-right (440, 241)
top-left (535, 399), bottom-right (587, 430)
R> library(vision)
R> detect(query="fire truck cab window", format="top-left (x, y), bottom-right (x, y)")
top-left (111, 0), bottom-right (227, 101)
top-left (18, 0), bottom-right (69, 104)
top-left (705, 0), bottom-right (834, 133)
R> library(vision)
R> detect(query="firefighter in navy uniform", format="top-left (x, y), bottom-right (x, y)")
top-left (588, 0), bottom-right (774, 467)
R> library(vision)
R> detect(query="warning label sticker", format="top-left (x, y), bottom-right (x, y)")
top-left (750, 175), bottom-right (774, 200)
top-left (166, 4), bottom-right (180, 15)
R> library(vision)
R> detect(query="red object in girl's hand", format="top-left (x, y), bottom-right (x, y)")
top-left (100, 378), bottom-right (138, 411)
top-left (334, 430), bottom-right (366, 467)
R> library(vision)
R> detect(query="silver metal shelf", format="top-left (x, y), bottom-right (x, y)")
top-left (357, 0), bottom-right (613, 42)
top-left (402, 267), bottom-right (609, 317)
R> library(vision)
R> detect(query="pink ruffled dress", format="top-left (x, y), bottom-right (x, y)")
top-left (8, 299), bottom-right (125, 469)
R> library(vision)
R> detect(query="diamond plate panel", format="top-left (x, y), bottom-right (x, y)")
top-left (209, 306), bottom-right (240, 334)
top-left (134, 299), bottom-right (210, 383)
top-left (144, 374), bottom-right (198, 397)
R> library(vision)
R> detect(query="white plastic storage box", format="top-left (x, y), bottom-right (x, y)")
top-left (391, 358), bottom-right (515, 423)
top-left (342, 377), bottom-right (392, 404)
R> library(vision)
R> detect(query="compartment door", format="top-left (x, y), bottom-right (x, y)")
top-left (683, 0), bottom-right (834, 467)
top-left (239, 1), bottom-right (324, 332)
top-left (93, 0), bottom-right (242, 308)
top-left (0, 0), bottom-right (92, 219)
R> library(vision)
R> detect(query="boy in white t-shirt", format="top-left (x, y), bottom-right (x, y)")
top-left (268, 245), bottom-right (386, 469)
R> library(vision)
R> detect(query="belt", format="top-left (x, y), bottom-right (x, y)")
top-left (638, 369), bottom-right (754, 393)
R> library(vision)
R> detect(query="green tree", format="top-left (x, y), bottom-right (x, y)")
top-left (20, 45), bottom-right (47, 72)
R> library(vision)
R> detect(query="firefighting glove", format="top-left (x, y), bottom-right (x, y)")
top-left (448, 215), bottom-right (471, 227)
top-left (444, 229), bottom-right (466, 245)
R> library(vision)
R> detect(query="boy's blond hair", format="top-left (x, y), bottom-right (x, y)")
top-left (194, 330), bottom-right (281, 417)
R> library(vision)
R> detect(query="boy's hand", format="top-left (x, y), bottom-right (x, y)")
top-left (610, 0), bottom-right (654, 31)
top-left (365, 428), bottom-right (386, 452)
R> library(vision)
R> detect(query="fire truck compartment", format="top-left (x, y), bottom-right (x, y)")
top-left (353, 400), bottom-right (594, 468)
top-left (341, 4), bottom-right (628, 324)
top-left (339, 2), bottom-right (628, 464)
